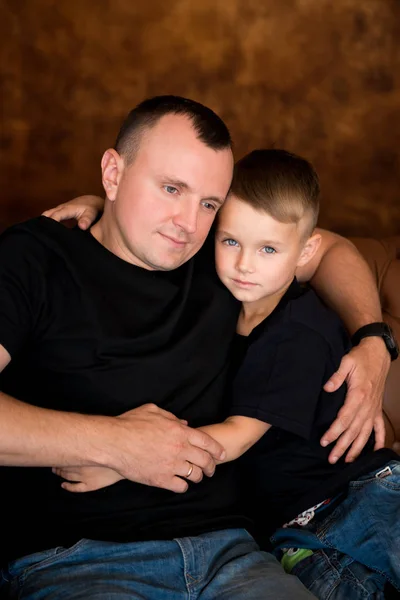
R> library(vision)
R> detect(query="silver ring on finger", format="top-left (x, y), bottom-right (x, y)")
top-left (186, 462), bottom-right (194, 478)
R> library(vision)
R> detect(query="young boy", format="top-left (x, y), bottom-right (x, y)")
top-left (55, 149), bottom-right (400, 598)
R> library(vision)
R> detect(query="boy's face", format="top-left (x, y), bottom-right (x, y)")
top-left (215, 194), bottom-right (314, 304)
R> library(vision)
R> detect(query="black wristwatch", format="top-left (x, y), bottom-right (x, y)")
top-left (351, 322), bottom-right (399, 361)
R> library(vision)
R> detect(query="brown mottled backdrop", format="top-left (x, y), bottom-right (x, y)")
top-left (1, 0), bottom-right (400, 236)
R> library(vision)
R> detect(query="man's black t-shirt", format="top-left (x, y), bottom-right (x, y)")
top-left (0, 217), bottom-right (247, 562)
top-left (232, 279), bottom-right (395, 536)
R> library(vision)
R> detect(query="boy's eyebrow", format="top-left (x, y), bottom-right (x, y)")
top-left (162, 177), bottom-right (225, 206)
top-left (216, 229), bottom-right (235, 237)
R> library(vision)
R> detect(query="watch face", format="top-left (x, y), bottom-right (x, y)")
top-left (352, 322), bottom-right (399, 361)
top-left (384, 325), bottom-right (399, 360)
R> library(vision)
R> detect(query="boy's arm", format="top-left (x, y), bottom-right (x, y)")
top-left (296, 228), bottom-right (390, 464)
top-left (42, 195), bottom-right (104, 230)
top-left (199, 417), bottom-right (270, 463)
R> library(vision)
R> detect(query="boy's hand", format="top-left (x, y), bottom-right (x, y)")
top-left (52, 465), bottom-right (123, 492)
top-left (321, 337), bottom-right (390, 463)
top-left (42, 195), bottom-right (104, 230)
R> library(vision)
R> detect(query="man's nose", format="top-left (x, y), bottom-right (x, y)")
top-left (173, 200), bottom-right (198, 234)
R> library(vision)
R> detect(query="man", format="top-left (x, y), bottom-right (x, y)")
top-left (0, 96), bottom-right (390, 598)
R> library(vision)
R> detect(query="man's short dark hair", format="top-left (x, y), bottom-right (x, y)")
top-left (114, 95), bottom-right (232, 163)
top-left (231, 149), bottom-right (320, 238)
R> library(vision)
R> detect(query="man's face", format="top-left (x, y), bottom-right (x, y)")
top-left (104, 115), bottom-right (234, 270)
top-left (215, 194), bottom-right (308, 305)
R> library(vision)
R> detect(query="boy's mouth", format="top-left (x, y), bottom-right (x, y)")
top-left (231, 278), bottom-right (258, 288)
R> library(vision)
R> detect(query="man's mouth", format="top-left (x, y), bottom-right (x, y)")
top-left (159, 233), bottom-right (189, 248)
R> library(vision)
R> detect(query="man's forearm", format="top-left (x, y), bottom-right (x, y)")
top-left (0, 391), bottom-right (111, 467)
top-left (298, 231), bottom-right (382, 334)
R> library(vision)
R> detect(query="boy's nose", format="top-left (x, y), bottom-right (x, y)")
top-left (236, 256), bottom-right (255, 274)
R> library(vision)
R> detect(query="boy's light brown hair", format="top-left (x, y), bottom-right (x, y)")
top-left (230, 149), bottom-right (320, 238)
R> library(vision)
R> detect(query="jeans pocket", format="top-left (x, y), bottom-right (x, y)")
top-left (349, 461), bottom-right (400, 492)
top-left (8, 538), bottom-right (89, 583)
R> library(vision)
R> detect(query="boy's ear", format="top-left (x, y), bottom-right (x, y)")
top-left (101, 149), bottom-right (124, 202)
top-left (297, 232), bottom-right (322, 267)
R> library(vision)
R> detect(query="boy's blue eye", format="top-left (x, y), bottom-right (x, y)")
top-left (262, 246), bottom-right (276, 254)
top-left (224, 239), bottom-right (239, 247)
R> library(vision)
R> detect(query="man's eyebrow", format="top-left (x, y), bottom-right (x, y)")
top-left (162, 177), bottom-right (225, 206)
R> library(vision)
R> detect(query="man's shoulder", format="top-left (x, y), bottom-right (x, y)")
top-left (1, 216), bottom-right (72, 247)
top-left (0, 216), bottom-right (85, 259)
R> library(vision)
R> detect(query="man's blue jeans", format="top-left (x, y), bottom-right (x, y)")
top-left (271, 460), bottom-right (400, 599)
top-left (1, 528), bottom-right (315, 599)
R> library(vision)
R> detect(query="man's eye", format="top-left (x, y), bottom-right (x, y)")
top-left (262, 246), bottom-right (276, 254)
top-left (202, 201), bottom-right (216, 211)
top-left (164, 185), bottom-right (178, 194)
top-left (223, 239), bottom-right (239, 247)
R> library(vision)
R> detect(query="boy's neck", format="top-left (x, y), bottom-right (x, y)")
top-left (237, 283), bottom-right (292, 336)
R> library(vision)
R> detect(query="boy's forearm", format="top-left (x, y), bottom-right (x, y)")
top-left (199, 423), bottom-right (245, 463)
top-left (199, 417), bottom-right (269, 463)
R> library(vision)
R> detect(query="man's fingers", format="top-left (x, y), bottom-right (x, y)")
top-left (373, 414), bottom-right (386, 450)
top-left (187, 428), bottom-right (226, 461)
top-left (168, 476), bottom-right (189, 494)
top-left (320, 405), bottom-right (354, 448)
top-left (324, 356), bottom-right (353, 392)
top-left (326, 411), bottom-right (372, 463)
top-left (343, 422), bottom-right (374, 463)
top-left (184, 446), bottom-right (216, 477)
top-left (176, 461), bottom-right (203, 483)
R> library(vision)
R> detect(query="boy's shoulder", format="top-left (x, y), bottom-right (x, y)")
top-left (253, 280), bottom-right (351, 360)
top-left (277, 282), bottom-right (351, 356)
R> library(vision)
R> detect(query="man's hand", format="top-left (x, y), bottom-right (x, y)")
top-left (321, 337), bottom-right (390, 463)
top-left (101, 404), bottom-right (226, 493)
top-left (42, 195), bottom-right (104, 230)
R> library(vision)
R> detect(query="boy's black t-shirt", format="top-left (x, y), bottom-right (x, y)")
top-left (0, 217), bottom-right (247, 562)
top-left (232, 279), bottom-right (395, 535)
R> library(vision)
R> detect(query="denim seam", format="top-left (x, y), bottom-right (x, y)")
top-left (18, 539), bottom-right (90, 587)
top-left (313, 515), bottom-right (400, 592)
top-left (175, 538), bottom-right (197, 599)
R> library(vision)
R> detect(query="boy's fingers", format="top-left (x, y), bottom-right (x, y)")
top-left (61, 482), bottom-right (87, 493)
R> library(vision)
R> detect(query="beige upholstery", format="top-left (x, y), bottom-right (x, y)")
top-left (349, 236), bottom-right (400, 449)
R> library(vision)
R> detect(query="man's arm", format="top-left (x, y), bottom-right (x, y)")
top-left (0, 342), bottom-right (225, 493)
top-left (296, 228), bottom-right (389, 464)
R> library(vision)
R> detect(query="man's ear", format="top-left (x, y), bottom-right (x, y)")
top-left (101, 149), bottom-right (124, 202)
top-left (297, 232), bottom-right (322, 268)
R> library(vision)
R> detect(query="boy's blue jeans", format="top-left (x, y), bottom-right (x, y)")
top-left (271, 460), bottom-right (400, 599)
top-left (0, 528), bottom-right (315, 599)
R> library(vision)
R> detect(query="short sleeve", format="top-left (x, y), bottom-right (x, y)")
top-left (230, 323), bottom-right (330, 439)
top-left (0, 228), bottom-right (46, 356)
